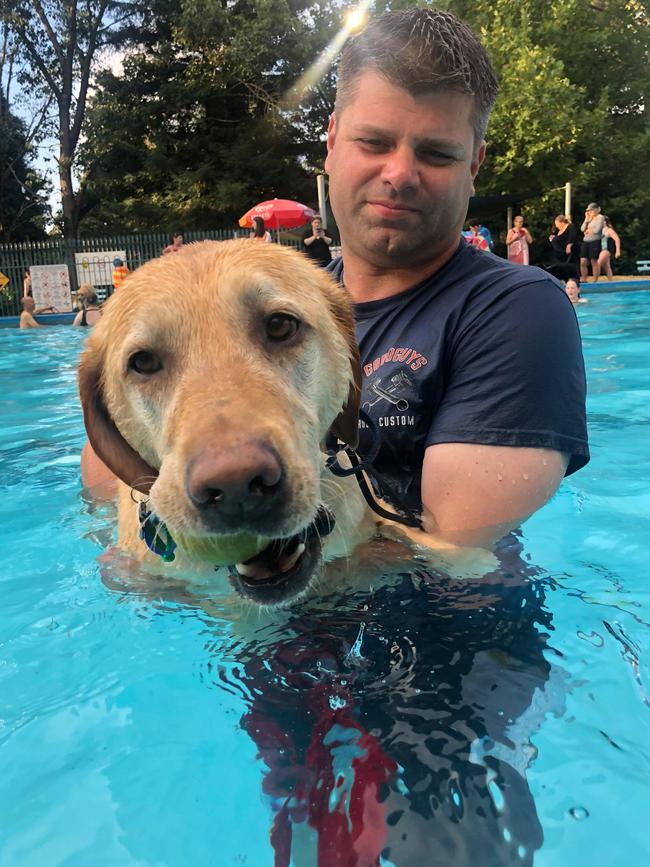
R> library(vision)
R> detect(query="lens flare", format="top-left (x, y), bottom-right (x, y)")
top-left (283, 1), bottom-right (372, 110)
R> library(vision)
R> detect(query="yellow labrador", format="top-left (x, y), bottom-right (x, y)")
top-left (79, 240), bottom-right (493, 606)
top-left (78, 240), bottom-right (383, 605)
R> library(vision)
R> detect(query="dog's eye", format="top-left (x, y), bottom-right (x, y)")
top-left (265, 313), bottom-right (300, 342)
top-left (128, 350), bottom-right (163, 375)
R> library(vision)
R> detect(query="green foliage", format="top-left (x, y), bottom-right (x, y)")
top-left (80, 0), bottom-right (343, 233)
top-left (448, 0), bottom-right (650, 265)
top-left (0, 95), bottom-right (50, 241)
top-left (78, 0), bottom-right (650, 268)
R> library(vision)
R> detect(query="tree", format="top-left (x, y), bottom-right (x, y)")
top-left (444, 0), bottom-right (650, 265)
top-left (78, 0), bottom-right (343, 233)
top-left (0, 23), bottom-right (50, 241)
top-left (0, 0), bottom-right (131, 237)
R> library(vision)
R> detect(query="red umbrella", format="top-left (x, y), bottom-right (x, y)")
top-left (238, 198), bottom-right (316, 231)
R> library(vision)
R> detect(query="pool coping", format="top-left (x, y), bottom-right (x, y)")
top-left (2, 278), bottom-right (649, 327)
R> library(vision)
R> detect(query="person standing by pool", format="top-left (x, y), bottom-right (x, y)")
top-left (111, 258), bottom-right (130, 292)
top-left (162, 232), bottom-right (184, 255)
top-left (463, 223), bottom-right (490, 250)
top-left (250, 216), bottom-right (273, 243)
top-left (23, 270), bottom-right (32, 298)
top-left (302, 215), bottom-right (333, 266)
top-left (506, 215), bottom-right (533, 265)
top-left (580, 202), bottom-right (605, 282)
top-left (466, 222), bottom-right (494, 251)
top-left (598, 216), bottom-right (622, 281)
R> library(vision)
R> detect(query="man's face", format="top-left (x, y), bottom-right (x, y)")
top-left (325, 71), bottom-right (485, 269)
top-left (312, 219), bottom-right (322, 232)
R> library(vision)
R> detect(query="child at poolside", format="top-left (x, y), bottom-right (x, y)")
top-left (111, 258), bottom-right (130, 292)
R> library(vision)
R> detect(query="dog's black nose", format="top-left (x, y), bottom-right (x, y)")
top-left (185, 442), bottom-right (285, 516)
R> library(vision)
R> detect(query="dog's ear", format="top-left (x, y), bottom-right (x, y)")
top-left (78, 345), bottom-right (158, 494)
top-left (327, 288), bottom-right (362, 449)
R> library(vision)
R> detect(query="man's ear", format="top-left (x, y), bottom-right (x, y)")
top-left (324, 113), bottom-right (337, 173)
top-left (325, 280), bottom-right (361, 449)
top-left (469, 140), bottom-right (486, 195)
top-left (78, 344), bottom-right (158, 494)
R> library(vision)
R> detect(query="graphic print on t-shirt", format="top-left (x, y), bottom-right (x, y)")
top-left (363, 371), bottom-right (412, 414)
top-left (359, 365), bottom-right (421, 438)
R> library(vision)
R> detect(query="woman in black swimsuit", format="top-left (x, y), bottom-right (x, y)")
top-left (72, 285), bottom-right (102, 327)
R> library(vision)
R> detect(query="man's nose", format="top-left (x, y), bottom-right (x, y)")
top-left (380, 146), bottom-right (419, 191)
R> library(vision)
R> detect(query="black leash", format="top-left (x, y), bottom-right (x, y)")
top-left (325, 409), bottom-right (423, 530)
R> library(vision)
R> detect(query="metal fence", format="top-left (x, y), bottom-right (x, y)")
top-left (0, 229), bottom-right (304, 317)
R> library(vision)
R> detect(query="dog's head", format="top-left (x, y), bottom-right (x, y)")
top-left (79, 240), bottom-right (360, 604)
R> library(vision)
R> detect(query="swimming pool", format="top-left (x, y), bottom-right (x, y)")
top-left (0, 293), bottom-right (648, 866)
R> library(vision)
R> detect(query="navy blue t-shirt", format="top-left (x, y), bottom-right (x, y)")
top-left (329, 242), bottom-right (589, 514)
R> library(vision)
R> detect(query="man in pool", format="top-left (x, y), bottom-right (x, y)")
top-left (83, 7), bottom-right (589, 552)
top-left (19, 296), bottom-right (56, 329)
top-left (323, 6), bottom-right (589, 548)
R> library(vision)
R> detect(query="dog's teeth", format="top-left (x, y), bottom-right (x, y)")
top-left (235, 561), bottom-right (257, 577)
top-left (279, 542), bottom-right (305, 573)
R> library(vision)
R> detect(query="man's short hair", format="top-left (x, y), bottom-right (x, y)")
top-left (335, 8), bottom-right (499, 146)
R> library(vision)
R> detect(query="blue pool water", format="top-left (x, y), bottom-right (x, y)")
top-left (0, 294), bottom-right (648, 867)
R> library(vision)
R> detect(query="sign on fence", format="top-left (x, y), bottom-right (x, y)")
top-left (30, 264), bottom-right (73, 311)
top-left (75, 251), bottom-right (126, 287)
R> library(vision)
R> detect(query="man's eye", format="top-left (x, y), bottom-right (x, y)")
top-left (265, 314), bottom-right (300, 342)
top-left (358, 138), bottom-right (387, 150)
top-left (420, 151), bottom-right (455, 164)
top-left (128, 350), bottom-right (163, 375)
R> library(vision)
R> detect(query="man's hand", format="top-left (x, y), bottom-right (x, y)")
top-left (420, 443), bottom-right (569, 548)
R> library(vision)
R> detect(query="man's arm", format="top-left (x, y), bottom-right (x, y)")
top-left (420, 443), bottom-right (568, 548)
top-left (418, 279), bottom-right (587, 548)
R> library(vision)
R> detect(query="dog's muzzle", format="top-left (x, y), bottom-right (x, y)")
top-left (227, 505), bottom-right (336, 605)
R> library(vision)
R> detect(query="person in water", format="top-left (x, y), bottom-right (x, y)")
top-left (72, 284), bottom-right (102, 327)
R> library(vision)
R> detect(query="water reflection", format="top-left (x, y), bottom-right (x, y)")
top-left (203, 537), bottom-right (560, 867)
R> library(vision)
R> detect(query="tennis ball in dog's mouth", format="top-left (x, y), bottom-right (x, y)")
top-left (177, 532), bottom-right (270, 566)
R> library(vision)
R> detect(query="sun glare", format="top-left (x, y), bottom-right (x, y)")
top-left (284, 1), bottom-right (372, 109)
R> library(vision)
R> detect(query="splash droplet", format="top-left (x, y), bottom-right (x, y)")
top-left (568, 806), bottom-right (589, 820)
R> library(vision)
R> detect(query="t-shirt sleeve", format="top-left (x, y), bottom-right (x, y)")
top-left (425, 279), bottom-right (589, 475)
